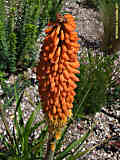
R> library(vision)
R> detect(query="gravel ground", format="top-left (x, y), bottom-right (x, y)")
top-left (0, 0), bottom-right (120, 159)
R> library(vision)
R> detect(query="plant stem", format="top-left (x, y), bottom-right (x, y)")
top-left (115, 2), bottom-right (119, 39)
top-left (44, 134), bottom-right (56, 160)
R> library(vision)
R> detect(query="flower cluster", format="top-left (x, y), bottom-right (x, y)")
top-left (37, 14), bottom-right (80, 132)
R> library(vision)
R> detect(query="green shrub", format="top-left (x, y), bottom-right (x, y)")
top-left (0, 0), bottom-right (64, 73)
top-left (73, 49), bottom-right (116, 117)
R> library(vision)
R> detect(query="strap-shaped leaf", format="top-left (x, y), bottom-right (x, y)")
top-left (32, 127), bottom-right (48, 154)
top-left (14, 87), bottom-right (24, 137)
top-left (14, 89), bottom-right (24, 153)
top-left (74, 86), bottom-right (92, 119)
top-left (0, 102), bottom-right (14, 152)
top-left (55, 128), bottom-right (91, 160)
top-left (23, 102), bottom-right (42, 153)
top-left (66, 143), bottom-right (102, 160)
top-left (30, 120), bottom-right (45, 136)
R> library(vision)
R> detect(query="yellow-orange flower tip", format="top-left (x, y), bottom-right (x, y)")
top-left (69, 109), bottom-right (72, 118)
top-left (51, 142), bottom-right (56, 152)
top-left (55, 130), bottom-right (61, 140)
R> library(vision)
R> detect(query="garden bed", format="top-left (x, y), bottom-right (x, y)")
top-left (0, 0), bottom-right (120, 160)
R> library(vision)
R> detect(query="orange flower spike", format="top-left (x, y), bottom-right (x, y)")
top-left (67, 103), bottom-right (73, 109)
top-left (69, 95), bottom-right (74, 102)
top-left (61, 51), bottom-right (69, 60)
top-left (60, 95), bottom-right (65, 104)
top-left (49, 52), bottom-right (55, 59)
top-left (62, 104), bottom-right (68, 113)
top-left (66, 61), bottom-right (80, 68)
top-left (59, 74), bottom-right (65, 82)
top-left (52, 63), bottom-right (58, 72)
top-left (70, 42), bottom-right (80, 48)
top-left (51, 81), bottom-right (55, 89)
top-left (53, 106), bottom-right (57, 114)
top-left (69, 90), bottom-right (76, 96)
top-left (54, 86), bottom-right (59, 94)
top-left (52, 46), bottom-right (61, 63)
top-left (45, 26), bottom-right (53, 34)
top-left (58, 63), bottom-right (63, 73)
top-left (53, 37), bottom-right (59, 47)
top-left (60, 30), bottom-right (64, 41)
top-left (56, 47), bottom-right (61, 57)
top-left (70, 73), bottom-right (79, 82)
top-left (50, 29), bottom-right (56, 38)
top-left (62, 43), bottom-right (67, 52)
top-left (59, 84), bottom-right (64, 92)
top-left (37, 13), bottom-right (80, 132)
top-left (48, 112), bottom-right (53, 121)
top-left (58, 112), bottom-right (63, 119)
top-left (50, 97), bottom-right (54, 105)
top-left (64, 14), bottom-right (76, 26)
top-left (70, 31), bottom-right (78, 36)
top-left (64, 32), bottom-right (69, 40)
top-left (49, 45), bottom-right (57, 59)
top-left (55, 97), bottom-right (59, 106)
top-left (57, 107), bottom-right (62, 113)
top-left (70, 35), bottom-right (79, 41)
top-left (61, 91), bottom-right (66, 97)
top-left (44, 45), bottom-right (49, 51)
top-left (64, 23), bottom-right (75, 32)
top-left (67, 49), bottom-right (73, 55)
top-left (63, 70), bottom-right (69, 80)
top-left (64, 14), bottom-right (74, 20)
top-left (68, 79), bottom-right (77, 89)
top-left (46, 66), bottom-right (51, 74)
top-left (44, 106), bottom-right (49, 112)
top-left (66, 64), bottom-right (80, 74)
top-left (55, 25), bottom-right (61, 35)
top-left (65, 39), bottom-right (71, 46)
top-left (61, 113), bottom-right (67, 122)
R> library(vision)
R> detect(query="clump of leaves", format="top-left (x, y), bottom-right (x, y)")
top-left (0, 87), bottom-right (47, 160)
top-left (73, 49), bottom-right (114, 116)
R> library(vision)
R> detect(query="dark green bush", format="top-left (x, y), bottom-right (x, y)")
top-left (73, 49), bottom-right (115, 116)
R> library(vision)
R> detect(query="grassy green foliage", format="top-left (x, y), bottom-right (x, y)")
top-left (0, 0), bottom-right (64, 73)
top-left (0, 88), bottom-right (47, 160)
